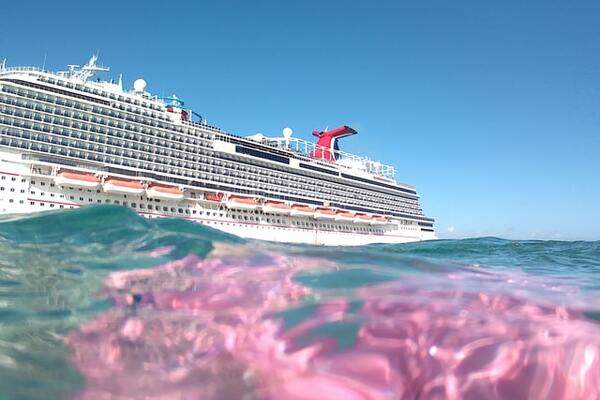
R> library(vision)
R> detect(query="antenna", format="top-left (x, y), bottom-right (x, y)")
top-left (0, 59), bottom-right (6, 71)
top-left (70, 53), bottom-right (110, 81)
top-left (42, 51), bottom-right (47, 71)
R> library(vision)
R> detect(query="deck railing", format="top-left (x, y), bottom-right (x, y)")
top-left (0, 66), bottom-right (50, 74)
top-left (263, 137), bottom-right (396, 179)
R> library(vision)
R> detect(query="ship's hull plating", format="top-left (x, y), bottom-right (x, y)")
top-left (0, 152), bottom-right (434, 246)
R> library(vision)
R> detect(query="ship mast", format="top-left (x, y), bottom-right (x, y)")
top-left (68, 53), bottom-right (109, 81)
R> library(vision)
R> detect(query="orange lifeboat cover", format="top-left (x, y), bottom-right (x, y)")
top-left (205, 192), bottom-right (224, 202)
top-left (229, 196), bottom-right (257, 204)
top-left (105, 178), bottom-right (143, 189)
top-left (264, 200), bottom-right (291, 209)
top-left (148, 183), bottom-right (183, 195)
top-left (292, 204), bottom-right (315, 212)
top-left (58, 169), bottom-right (99, 183)
top-left (315, 207), bottom-right (336, 215)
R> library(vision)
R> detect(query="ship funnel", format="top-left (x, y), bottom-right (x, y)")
top-left (310, 125), bottom-right (357, 161)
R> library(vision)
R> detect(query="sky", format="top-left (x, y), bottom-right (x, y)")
top-left (1, 1), bottom-right (599, 240)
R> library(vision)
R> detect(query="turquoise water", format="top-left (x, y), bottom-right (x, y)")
top-left (0, 205), bottom-right (598, 399)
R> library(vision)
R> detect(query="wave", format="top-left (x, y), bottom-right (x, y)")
top-left (0, 206), bottom-right (598, 399)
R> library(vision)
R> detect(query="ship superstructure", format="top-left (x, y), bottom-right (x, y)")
top-left (0, 55), bottom-right (435, 245)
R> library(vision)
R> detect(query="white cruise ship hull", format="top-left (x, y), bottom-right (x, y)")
top-left (0, 151), bottom-right (435, 246)
top-left (0, 57), bottom-right (436, 246)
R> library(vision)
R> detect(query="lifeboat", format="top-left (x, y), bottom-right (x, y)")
top-left (146, 183), bottom-right (184, 200)
top-left (225, 195), bottom-right (259, 210)
top-left (204, 192), bottom-right (224, 202)
top-left (103, 177), bottom-right (144, 195)
top-left (370, 215), bottom-right (388, 225)
top-left (262, 200), bottom-right (292, 215)
top-left (314, 207), bottom-right (337, 220)
top-left (54, 169), bottom-right (100, 188)
top-left (290, 204), bottom-right (315, 217)
top-left (335, 210), bottom-right (355, 222)
top-left (353, 213), bottom-right (372, 224)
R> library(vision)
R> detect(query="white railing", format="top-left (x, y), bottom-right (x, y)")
top-left (263, 137), bottom-right (396, 179)
top-left (0, 66), bottom-right (49, 74)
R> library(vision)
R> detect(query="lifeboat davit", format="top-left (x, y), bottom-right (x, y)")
top-left (262, 200), bottom-right (292, 215)
top-left (335, 210), bottom-right (355, 222)
top-left (146, 183), bottom-right (184, 200)
top-left (290, 204), bottom-right (315, 217)
top-left (103, 178), bottom-right (144, 195)
top-left (353, 213), bottom-right (372, 224)
top-left (370, 215), bottom-right (388, 225)
top-left (54, 169), bottom-right (100, 188)
top-left (314, 207), bottom-right (337, 220)
top-left (225, 195), bottom-right (259, 210)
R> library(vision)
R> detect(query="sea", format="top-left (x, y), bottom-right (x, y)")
top-left (0, 205), bottom-right (598, 399)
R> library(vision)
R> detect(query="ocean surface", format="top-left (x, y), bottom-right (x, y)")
top-left (0, 205), bottom-right (598, 400)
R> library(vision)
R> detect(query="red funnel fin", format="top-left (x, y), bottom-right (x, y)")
top-left (310, 125), bottom-right (357, 161)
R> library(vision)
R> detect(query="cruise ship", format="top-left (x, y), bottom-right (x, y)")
top-left (0, 55), bottom-right (435, 246)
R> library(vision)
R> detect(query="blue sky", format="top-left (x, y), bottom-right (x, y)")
top-left (2, 1), bottom-right (599, 240)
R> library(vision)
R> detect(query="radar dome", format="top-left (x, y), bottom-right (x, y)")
top-left (133, 79), bottom-right (147, 92)
top-left (282, 127), bottom-right (293, 139)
